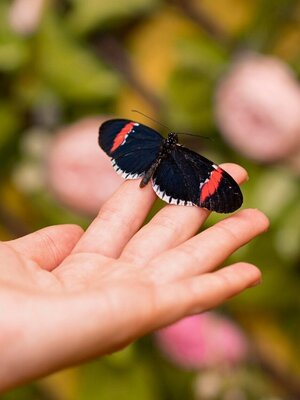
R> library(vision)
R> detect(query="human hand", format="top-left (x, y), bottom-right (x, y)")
top-left (0, 163), bottom-right (269, 391)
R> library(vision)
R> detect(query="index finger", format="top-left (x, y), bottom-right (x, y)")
top-left (71, 179), bottom-right (156, 258)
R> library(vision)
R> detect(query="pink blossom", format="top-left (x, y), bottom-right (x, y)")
top-left (9, 0), bottom-right (46, 35)
top-left (46, 117), bottom-right (123, 215)
top-left (154, 313), bottom-right (248, 370)
top-left (215, 54), bottom-right (300, 162)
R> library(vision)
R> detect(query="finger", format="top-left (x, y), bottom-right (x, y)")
top-left (8, 225), bottom-right (84, 271)
top-left (121, 163), bottom-right (248, 264)
top-left (155, 262), bottom-right (261, 327)
top-left (149, 208), bottom-right (269, 283)
top-left (72, 179), bottom-right (156, 258)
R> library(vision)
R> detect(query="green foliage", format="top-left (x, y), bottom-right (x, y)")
top-left (0, 3), bottom-right (29, 72)
top-left (0, 102), bottom-right (20, 148)
top-left (67, 0), bottom-right (160, 35)
top-left (35, 13), bottom-right (120, 103)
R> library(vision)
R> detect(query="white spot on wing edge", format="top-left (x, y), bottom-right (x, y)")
top-left (111, 159), bottom-right (142, 180)
top-left (152, 182), bottom-right (194, 207)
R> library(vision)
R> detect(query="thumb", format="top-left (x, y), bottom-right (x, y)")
top-left (8, 224), bottom-right (84, 271)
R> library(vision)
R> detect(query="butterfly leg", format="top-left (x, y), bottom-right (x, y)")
top-left (140, 139), bottom-right (173, 188)
top-left (140, 159), bottom-right (163, 188)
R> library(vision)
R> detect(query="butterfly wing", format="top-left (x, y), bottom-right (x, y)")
top-left (152, 145), bottom-right (243, 213)
top-left (99, 119), bottom-right (163, 178)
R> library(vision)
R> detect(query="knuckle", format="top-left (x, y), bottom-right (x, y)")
top-left (153, 214), bottom-right (180, 235)
top-left (97, 204), bottom-right (129, 232)
top-left (39, 231), bottom-right (61, 264)
top-left (175, 244), bottom-right (201, 266)
top-left (97, 204), bottom-right (120, 223)
top-left (212, 221), bottom-right (241, 244)
top-left (214, 272), bottom-right (233, 288)
top-left (121, 246), bottom-right (143, 265)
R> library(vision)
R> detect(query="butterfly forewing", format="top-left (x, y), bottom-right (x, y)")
top-left (99, 119), bottom-right (163, 178)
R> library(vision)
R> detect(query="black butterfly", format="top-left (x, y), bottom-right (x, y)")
top-left (98, 119), bottom-right (243, 213)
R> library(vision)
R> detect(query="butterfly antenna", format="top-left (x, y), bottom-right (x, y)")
top-left (177, 132), bottom-right (214, 141)
top-left (131, 110), bottom-right (171, 131)
top-left (131, 110), bottom-right (213, 141)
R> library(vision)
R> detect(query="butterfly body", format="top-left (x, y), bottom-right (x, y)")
top-left (140, 132), bottom-right (178, 188)
top-left (98, 119), bottom-right (243, 213)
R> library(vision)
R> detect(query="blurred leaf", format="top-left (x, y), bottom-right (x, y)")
top-left (244, 314), bottom-right (300, 378)
top-left (163, 34), bottom-right (228, 130)
top-left (0, 224), bottom-right (10, 240)
top-left (165, 68), bottom-right (214, 131)
top-left (251, 168), bottom-right (298, 219)
top-left (0, 102), bottom-right (20, 149)
top-left (142, 339), bottom-right (195, 400)
top-left (106, 345), bottom-right (136, 368)
top-left (35, 13), bottom-right (120, 103)
top-left (176, 36), bottom-right (228, 75)
top-left (273, 23), bottom-right (300, 63)
top-left (127, 8), bottom-right (200, 94)
top-left (67, 0), bottom-right (159, 35)
top-left (78, 357), bottom-right (158, 400)
top-left (29, 191), bottom-right (90, 230)
top-left (117, 87), bottom-right (158, 121)
top-left (274, 200), bottom-right (300, 262)
top-left (0, 36), bottom-right (29, 72)
top-left (39, 367), bottom-right (80, 400)
top-left (0, 181), bottom-right (34, 236)
top-left (230, 251), bottom-right (299, 312)
top-left (239, 0), bottom-right (299, 51)
top-left (126, 8), bottom-right (228, 130)
top-left (198, 0), bottom-right (259, 36)
top-left (0, 2), bottom-right (29, 71)
top-left (0, 384), bottom-right (50, 400)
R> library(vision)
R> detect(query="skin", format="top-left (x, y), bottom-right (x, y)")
top-left (0, 163), bottom-right (269, 392)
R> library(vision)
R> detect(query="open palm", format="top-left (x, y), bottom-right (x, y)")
top-left (0, 163), bottom-right (268, 391)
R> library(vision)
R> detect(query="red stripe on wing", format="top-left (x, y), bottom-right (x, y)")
top-left (110, 121), bottom-right (135, 153)
top-left (200, 168), bottom-right (223, 202)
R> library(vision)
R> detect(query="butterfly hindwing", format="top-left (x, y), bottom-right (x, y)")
top-left (99, 119), bottom-right (163, 178)
top-left (152, 155), bottom-right (195, 206)
top-left (153, 146), bottom-right (243, 213)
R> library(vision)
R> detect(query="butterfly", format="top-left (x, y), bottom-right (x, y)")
top-left (98, 119), bottom-right (243, 213)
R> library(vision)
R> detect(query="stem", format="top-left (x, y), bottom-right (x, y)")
top-left (166, 0), bottom-right (230, 47)
top-left (93, 35), bottom-right (163, 112)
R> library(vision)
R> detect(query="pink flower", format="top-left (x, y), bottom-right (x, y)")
top-left (215, 54), bottom-right (300, 162)
top-left (9, 0), bottom-right (46, 35)
top-left (46, 117), bottom-right (123, 215)
top-left (154, 313), bottom-right (248, 370)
